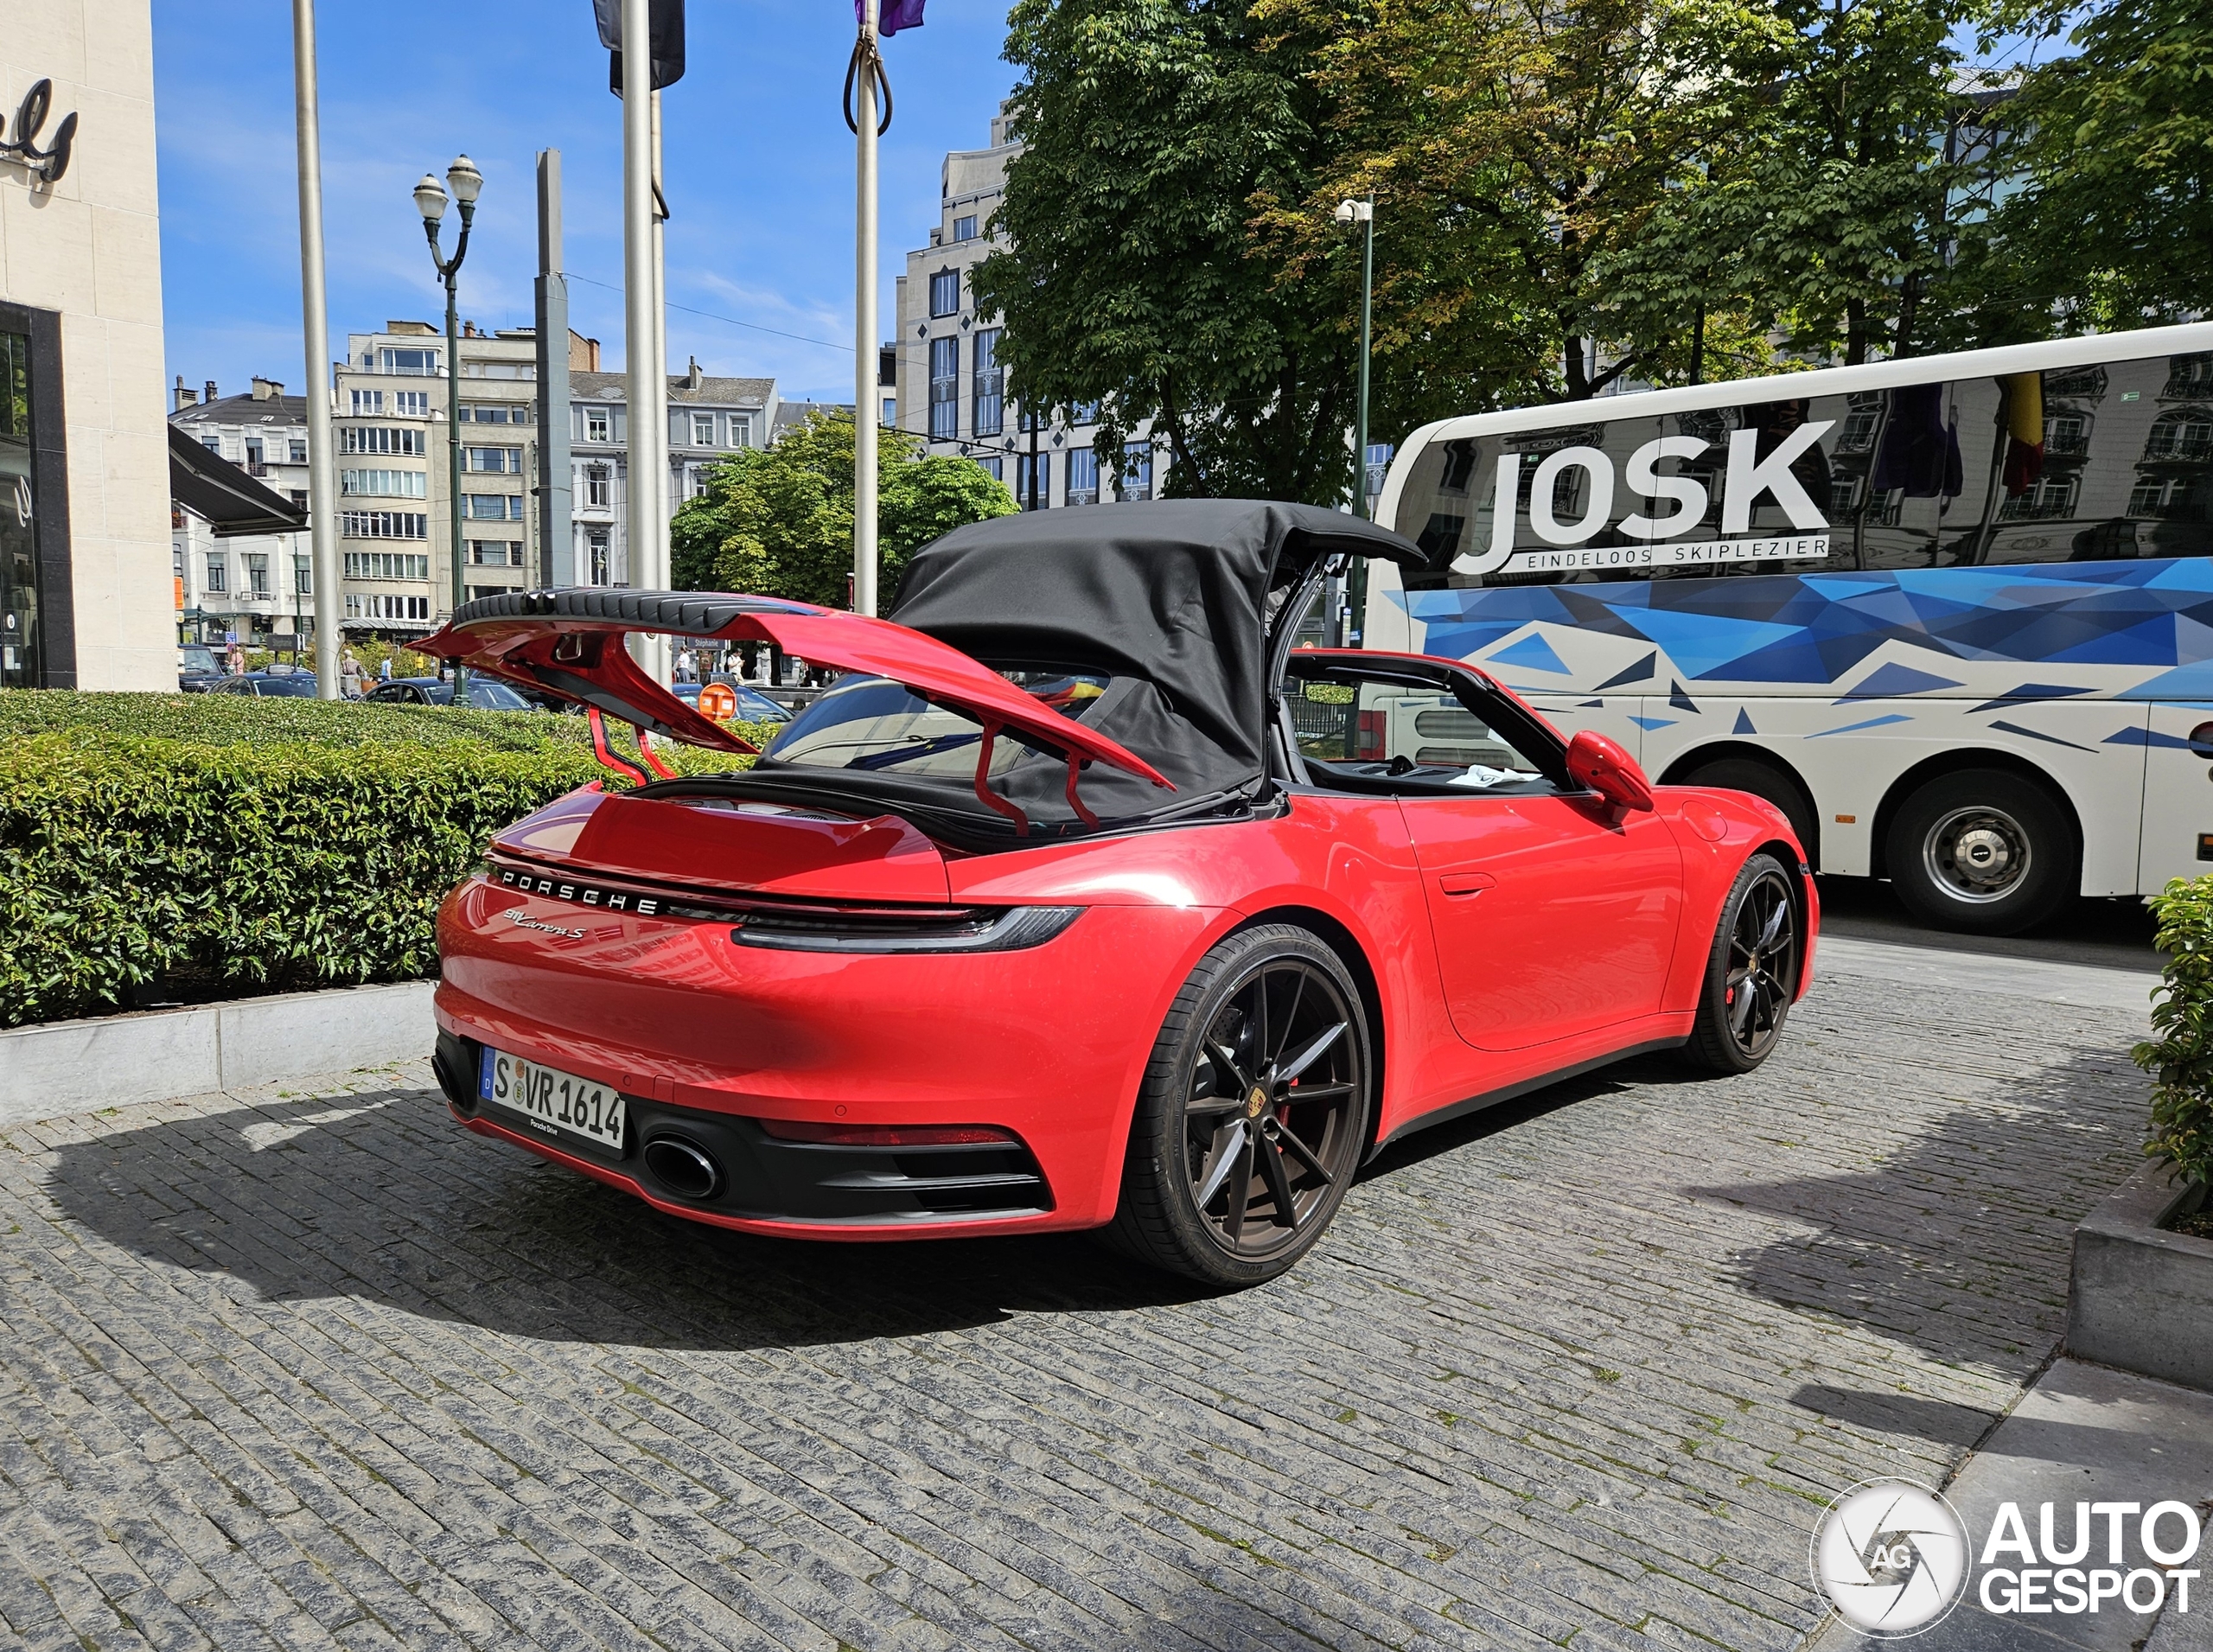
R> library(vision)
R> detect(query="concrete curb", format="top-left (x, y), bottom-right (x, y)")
top-left (0, 980), bottom-right (437, 1127)
top-left (2068, 1159), bottom-right (2213, 1393)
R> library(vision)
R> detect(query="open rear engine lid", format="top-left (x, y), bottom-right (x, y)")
top-left (416, 589), bottom-right (1174, 790)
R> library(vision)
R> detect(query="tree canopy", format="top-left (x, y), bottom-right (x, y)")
top-left (669, 412), bottom-right (1016, 613)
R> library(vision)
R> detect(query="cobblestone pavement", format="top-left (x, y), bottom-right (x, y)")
top-left (0, 960), bottom-right (2152, 1652)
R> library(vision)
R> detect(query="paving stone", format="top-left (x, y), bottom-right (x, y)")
top-left (0, 971), bottom-right (2152, 1649)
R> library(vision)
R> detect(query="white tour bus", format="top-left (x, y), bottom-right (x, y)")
top-left (1367, 322), bottom-right (2213, 934)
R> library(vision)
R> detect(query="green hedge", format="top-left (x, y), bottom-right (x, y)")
top-left (2137, 876), bottom-right (2213, 1190)
top-left (0, 691), bottom-right (777, 1028)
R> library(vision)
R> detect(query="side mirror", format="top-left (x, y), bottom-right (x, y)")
top-left (1566, 730), bottom-right (1655, 814)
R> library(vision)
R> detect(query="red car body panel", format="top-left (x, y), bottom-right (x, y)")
top-left (418, 595), bottom-right (1173, 788)
top-left (431, 638), bottom-right (1814, 1242)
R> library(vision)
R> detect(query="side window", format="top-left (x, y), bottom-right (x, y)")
top-left (1287, 673), bottom-right (1554, 791)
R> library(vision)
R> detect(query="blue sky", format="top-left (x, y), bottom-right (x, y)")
top-left (154, 1), bottom-right (1015, 405)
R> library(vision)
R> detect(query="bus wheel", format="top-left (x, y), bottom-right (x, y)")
top-left (1885, 769), bottom-right (2076, 935)
top-left (1681, 757), bottom-right (1817, 864)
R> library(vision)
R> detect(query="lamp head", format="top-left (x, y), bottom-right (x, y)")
top-left (413, 174), bottom-right (448, 224)
top-left (446, 154), bottom-right (483, 206)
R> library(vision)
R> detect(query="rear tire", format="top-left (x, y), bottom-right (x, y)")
top-left (1108, 925), bottom-right (1372, 1288)
top-left (1682, 852), bottom-right (1800, 1075)
top-left (1681, 756), bottom-right (1817, 866)
top-left (1885, 769), bottom-right (2076, 935)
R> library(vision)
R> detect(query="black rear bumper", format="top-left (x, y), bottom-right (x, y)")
top-left (434, 1030), bottom-right (1053, 1225)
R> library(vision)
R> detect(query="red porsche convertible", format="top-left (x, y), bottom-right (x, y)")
top-left (422, 501), bottom-right (1814, 1285)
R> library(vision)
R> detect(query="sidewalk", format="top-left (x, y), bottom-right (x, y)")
top-left (1802, 1357), bottom-right (2213, 1651)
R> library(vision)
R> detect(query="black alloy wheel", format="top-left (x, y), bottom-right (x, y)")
top-left (1110, 925), bottom-right (1372, 1286)
top-left (1683, 852), bottom-right (1800, 1074)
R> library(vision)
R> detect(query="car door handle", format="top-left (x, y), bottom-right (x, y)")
top-left (1436, 872), bottom-right (1496, 896)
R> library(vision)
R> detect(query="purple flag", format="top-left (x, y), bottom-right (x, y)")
top-left (858, 0), bottom-right (925, 35)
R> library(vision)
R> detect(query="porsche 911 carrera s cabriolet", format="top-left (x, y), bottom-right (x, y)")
top-left (420, 500), bottom-right (1815, 1285)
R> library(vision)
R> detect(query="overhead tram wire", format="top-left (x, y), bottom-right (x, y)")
top-left (566, 270), bottom-right (855, 354)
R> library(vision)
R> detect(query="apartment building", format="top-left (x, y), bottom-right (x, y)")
top-left (169, 378), bottom-right (313, 647)
top-left (570, 360), bottom-right (776, 586)
top-left (893, 104), bottom-right (1158, 509)
top-left (329, 321), bottom-right (541, 637)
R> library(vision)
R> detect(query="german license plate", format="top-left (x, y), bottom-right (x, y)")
top-left (479, 1048), bottom-right (627, 1152)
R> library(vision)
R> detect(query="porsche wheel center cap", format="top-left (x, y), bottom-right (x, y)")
top-left (1246, 1087), bottom-right (1269, 1119)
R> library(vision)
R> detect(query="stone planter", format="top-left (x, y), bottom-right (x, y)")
top-left (2069, 1160), bottom-right (2213, 1392)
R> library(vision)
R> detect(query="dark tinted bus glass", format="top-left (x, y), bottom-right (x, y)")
top-left (1393, 350), bottom-right (2213, 585)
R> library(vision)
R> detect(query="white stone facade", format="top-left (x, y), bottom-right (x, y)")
top-left (1, 1), bottom-right (174, 690)
top-left (892, 104), bottom-right (1158, 509)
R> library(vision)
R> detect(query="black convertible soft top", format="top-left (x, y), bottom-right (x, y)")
top-left (877, 500), bottom-right (1427, 819)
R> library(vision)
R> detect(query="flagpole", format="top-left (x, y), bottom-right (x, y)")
top-left (853, 0), bottom-right (881, 618)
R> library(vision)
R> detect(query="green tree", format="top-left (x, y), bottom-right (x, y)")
top-left (1962, 0), bottom-right (2213, 335)
top-left (669, 411), bottom-right (1016, 612)
top-left (1253, 0), bottom-right (1760, 401)
top-left (968, 0), bottom-right (1363, 502)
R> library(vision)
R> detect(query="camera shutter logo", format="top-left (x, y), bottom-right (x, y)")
top-left (1811, 1479), bottom-right (1972, 1636)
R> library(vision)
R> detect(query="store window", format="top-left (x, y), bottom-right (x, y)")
top-left (0, 325), bottom-right (42, 687)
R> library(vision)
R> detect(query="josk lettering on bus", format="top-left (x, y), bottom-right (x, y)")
top-left (1458, 423), bottom-right (1834, 580)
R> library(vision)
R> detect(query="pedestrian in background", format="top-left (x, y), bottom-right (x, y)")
top-left (225, 641), bottom-right (244, 676)
top-left (341, 654), bottom-right (363, 698)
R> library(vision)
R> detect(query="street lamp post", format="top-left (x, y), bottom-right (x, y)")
top-left (1334, 195), bottom-right (1375, 641)
top-left (415, 156), bottom-right (482, 700)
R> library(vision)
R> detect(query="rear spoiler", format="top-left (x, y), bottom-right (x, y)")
top-left (417, 590), bottom-right (1174, 828)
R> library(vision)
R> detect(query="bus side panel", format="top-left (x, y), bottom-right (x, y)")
top-left (1632, 697), bottom-right (2148, 891)
top-left (2140, 703), bottom-right (2213, 893)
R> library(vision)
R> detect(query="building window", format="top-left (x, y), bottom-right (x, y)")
top-left (973, 328), bottom-right (1004, 437)
top-left (349, 389), bottom-right (384, 416)
top-left (928, 269), bottom-right (960, 318)
top-left (2144, 408), bottom-right (2213, 464)
top-left (692, 413), bottom-right (715, 446)
top-left (729, 415), bottom-right (751, 449)
top-left (378, 347), bottom-right (439, 376)
top-left (928, 337), bottom-right (959, 441)
top-left (246, 554), bottom-right (270, 596)
top-left (461, 404), bottom-right (522, 424)
top-left (344, 552), bottom-right (430, 579)
top-left (585, 408), bottom-right (611, 443)
top-left (294, 557), bottom-right (312, 596)
top-left (1066, 449), bottom-right (1099, 507)
top-left (587, 528), bottom-right (610, 584)
top-left (953, 214), bottom-right (978, 242)
top-left (1016, 453), bottom-right (1049, 510)
top-left (245, 438), bottom-right (265, 469)
top-left (883, 397), bottom-right (896, 427)
top-left (345, 593), bottom-right (431, 621)
top-left (585, 465), bottom-right (611, 507)
top-left (1999, 474), bottom-right (2079, 520)
top-left (201, 435), bottom-right (222, 454)
top-left (341, 469), bottom-right (426, 498)
top-left (1071, 400), bottom-right (1100, 425)
top-left (205, 556), bottom-right (226, 594)
top-left (468, 540), bottom-right (525, 565)
top-left (290, 489), bottom-right (309, 509)
top-left (340, 510), bottom-right (429, 539)
top-left (465, 445), bottom-right (523, 473)
top-left (289, 439), bottom-right (308, 462)
top-left (463, 494), bottom-right (525, 521)
top-left (341, 426), bottom-right (426, 456)
top-left (979, 456), bottom-right (1002, 482)
top-left (394, 390), bottom-right (430, 418)
top-left (1119, 442), bottom-right (1153, 501)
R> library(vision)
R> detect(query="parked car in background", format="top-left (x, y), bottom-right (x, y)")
top-left (673, 678), bottom-right (794, 724)
top-left (362, 676), bottom-right (533, 712)
top-left (178, 646), bottom-right (224, 693)
top-left (206, 670), bottom-right (321, 698)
